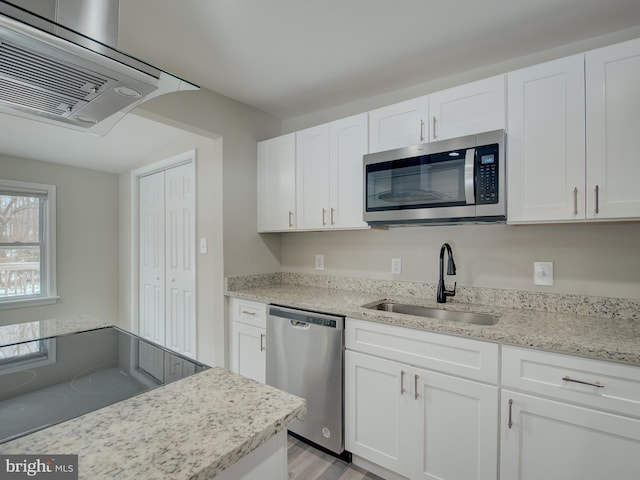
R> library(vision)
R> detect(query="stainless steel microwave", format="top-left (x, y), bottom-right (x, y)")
top-left (363, 129), bottom-right (506, 225)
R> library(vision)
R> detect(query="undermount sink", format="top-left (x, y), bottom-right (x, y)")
top-left (362, 300), bottom-right (500, 326)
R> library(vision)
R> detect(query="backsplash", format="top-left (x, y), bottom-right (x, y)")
top-left (225, 272), bottom-right (639, 321)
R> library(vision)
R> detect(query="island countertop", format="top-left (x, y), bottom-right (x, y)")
top-left (226, 282), bottom-right (640, 366)
top-left (0, 318), bottom-right (306, 480)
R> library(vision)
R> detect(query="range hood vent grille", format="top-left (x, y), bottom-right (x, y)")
top-left (0, 40), bottom-right (112, 116)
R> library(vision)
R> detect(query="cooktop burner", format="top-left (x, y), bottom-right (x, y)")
top-left (0, 327), bottom-right (208, 444)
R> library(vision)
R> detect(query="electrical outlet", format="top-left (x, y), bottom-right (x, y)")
top-left (391, 257), bottom-right (402, 275)
top-left (315, 254), bottom-right (325, 271)
top-left (534, 261), bottom-right (553, 286)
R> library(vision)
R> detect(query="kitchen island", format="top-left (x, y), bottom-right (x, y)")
top-left (0, 317), bottom-right (306, 480)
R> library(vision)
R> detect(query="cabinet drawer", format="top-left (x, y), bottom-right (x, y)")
top-left (502, 346), bottom-right (640, 418)
top-left (229, 298), bottom-right (267, 329)
top-left (346, 318), bottom-right (498, 384)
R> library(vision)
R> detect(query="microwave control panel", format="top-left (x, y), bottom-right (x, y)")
top-left (476, 144), bottom-right (499, 204)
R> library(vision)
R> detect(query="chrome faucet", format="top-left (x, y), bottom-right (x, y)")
top-left (437, 243), bottom-right (457, 303)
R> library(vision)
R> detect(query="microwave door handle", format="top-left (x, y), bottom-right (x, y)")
top-left (464, 148), bottom-right (475, 204)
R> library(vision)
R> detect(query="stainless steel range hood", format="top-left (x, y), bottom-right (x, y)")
top-left (0, 0), bottom-right (198, 136)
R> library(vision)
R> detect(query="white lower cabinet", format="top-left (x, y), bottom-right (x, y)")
top-left (228, 298), bottom-right (266, 383)
top-left (500, 346), bottom-right (640, 480)
top-left (345, 319), bottom-right (499, 480)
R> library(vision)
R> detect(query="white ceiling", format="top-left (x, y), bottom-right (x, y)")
top-left (2, 0), bottom-right (640, 173)
top-left (119, 0), bottom-right (640, 120)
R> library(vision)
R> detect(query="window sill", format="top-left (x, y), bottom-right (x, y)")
top-left (0, 296), bottom-right (61, 310)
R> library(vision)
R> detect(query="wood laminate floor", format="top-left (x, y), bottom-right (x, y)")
top-left (287, 435), bottom-right (384, 480)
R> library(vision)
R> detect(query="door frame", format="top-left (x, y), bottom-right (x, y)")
top-left (130, 149), bottom-right (197, 339)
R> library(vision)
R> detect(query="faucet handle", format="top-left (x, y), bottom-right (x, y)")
top-left (447, 281), bottom-right (457, 297)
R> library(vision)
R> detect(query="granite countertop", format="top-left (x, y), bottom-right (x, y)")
top-left (226, 283), bottom-right (640, 366)
top-left (0, 318), bottom-right (306, 480)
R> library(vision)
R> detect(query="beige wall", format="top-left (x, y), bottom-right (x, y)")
top-left (0, 154), bottom-right (119, 325)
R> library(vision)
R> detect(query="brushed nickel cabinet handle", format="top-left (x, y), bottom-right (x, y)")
top-left (595, 185), bottom-right (600, 214)
top-left (508, 399), bottom-right (513, 429)
top-left (400, 370), bottom-right (406, 395)
top-left (322, 208), bottom-right (327, 226)
top-left (260, 333), bottom-right (266, 352)
top-left (432, 116), bottom-right (437, 139)
top-left (562, 375), bottom-right (604, 388)
top-left (414, 374), bottom-right (419, 400)
top-left (573, 187), bottom-right (578, 215)
top-left (330, 207), bottom-right (335, 225)
top-left (420, 119), bottom-right (425, 142)
top-left (288, 210), bottom-right (293, 227)
top-left (241, 310), bottom-right (256, 316)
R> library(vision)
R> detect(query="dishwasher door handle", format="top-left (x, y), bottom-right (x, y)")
top-left (290, 320), bottom-right (310, 329)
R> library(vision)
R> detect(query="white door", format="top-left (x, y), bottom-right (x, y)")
top-left (507, 55), bottom-right (586, 223)
top-left (345, 350), bottom-right (412, 477)
top-left (330, 113), bottom-right (369, 229)
top-left (231, 323), bottom-right (266, 383)
top-left (164, 163), bottom-right (196, 359)
top-left (257, 133), bottom-right (296, 231)
top-left (428, 75), bottom-right (505, 141)
top-left (296, 124), bottom-right (331, 230)
top-left (501, 391), bottom-right (640, 480)
top-left (413, 369), bottom-right (499, 480)
top-left (368, 96), bottom-right (428, 153)
top-left (586, 37), bottom-right (640, 220)
top-left (139, 171), bottom-right (165, 346)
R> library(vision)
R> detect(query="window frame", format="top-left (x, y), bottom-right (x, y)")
top-left (0, 179), bottom-right (58, 309)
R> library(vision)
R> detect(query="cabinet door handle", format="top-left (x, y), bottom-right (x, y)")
top-left (241, 310), bottom-right (256, 316)
top-left (288, 210), bottom-right (294, 227)
top-left (562, 375), bottom-right (604, 388)
top-left (432, 116), bottom-right (437, 139)
top-left (400, 370), bottom-right (406, 395)
top-left (420, 119), bottom-right (425, 142)
top-left (414, 374), bottom-right (419, 400)
top-left (573, 187), bottom-right (578, 215)
top-left (330, 207), bottom-right (335, 225)
top-left (322, 208), bottom-right (327, 226)
top-left (594, 185), bottom-right (600, 214)
top-left (260, 333), bottom-right (266, 352)
top-left (508, 399), bottom-right (513, 429)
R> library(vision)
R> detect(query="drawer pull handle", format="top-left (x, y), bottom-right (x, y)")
top-left (508, 399), bottom-right (513, 429)
top-left (241, 310), bottom-right (256, 316)
top-left (414, 374), bottom-right (419, 400)
top-left (562, 375), bottom-right (604, 388)
top-left (400, 370), bottom-right (406, 395)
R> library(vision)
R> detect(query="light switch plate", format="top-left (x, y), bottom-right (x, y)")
top-left (534, 261), bottom-right (553, 286)
top-left (315, 254), bottom-right (325, 271)
top-left (391, 257), bottom-right (402, 275)
top-left (199, 237), bottom-right (207, 254)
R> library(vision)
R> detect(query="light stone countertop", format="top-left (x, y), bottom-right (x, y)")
top-left (226, 283), bottom-right (640, 366)
top-left (0, 318), bottom-right (306, 480)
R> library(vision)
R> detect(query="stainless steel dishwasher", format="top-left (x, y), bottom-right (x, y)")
top-left (266, 304), bottom-right (345, 455)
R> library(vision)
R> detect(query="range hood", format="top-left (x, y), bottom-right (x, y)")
top-left (0, 0), bottom-right (198, 136)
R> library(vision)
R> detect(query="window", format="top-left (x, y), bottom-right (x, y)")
top-left (0, 179), bottom-right (57, 308)
top-left (0, 322), bottom-right (56, 373)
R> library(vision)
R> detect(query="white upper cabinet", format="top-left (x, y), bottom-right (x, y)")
top-left (330, 113), bottom-right (369, 229)
top-left (428, 75), bottom-right (506, 141)
top-left (257, 133), bottom-right (296, 232)
top-left (507, 55), bottom-right (586, 223)
top-left (296, 124), bottom-right (331, 230)
top-left (296, 114), bottom-right (369, 231)
top-left (368, 96), bottom-right (428, 153)
top-left (586, 37), bottom-right (640, 220)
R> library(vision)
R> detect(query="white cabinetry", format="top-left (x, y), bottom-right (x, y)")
top-left (345, 318), bottom-right (499, 480)
top-left (508, 37), bottom-right (640, 223)
top-left (428, 75), bottom-right (505, 141)
top-left (229, 298), bottom-right (266, 383)
top-left (296, 114), bottom-right (369, 230)
top-left (500, 346), bottom-right (640, 480)
top-left (586, 37), bottom-right (640, 220)
top-left (257, 133), bottom-right (296, 232)
top-left (368, 97), bottom-right (428, 153)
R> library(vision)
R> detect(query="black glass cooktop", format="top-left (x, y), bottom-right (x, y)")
top-left (0, 327), bottom-right (208, 444)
